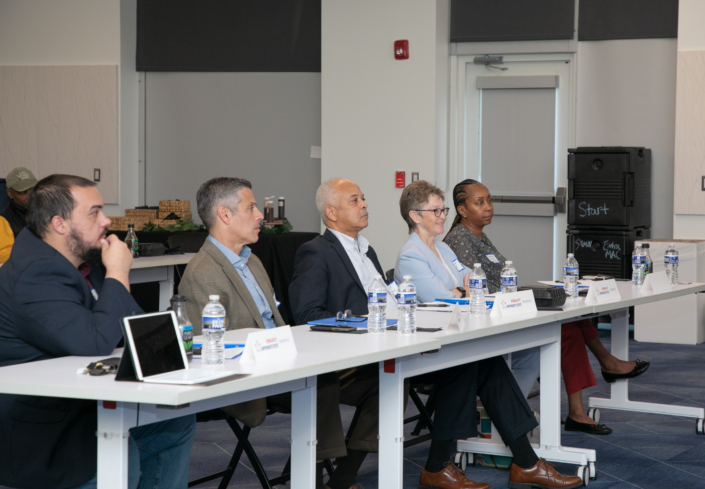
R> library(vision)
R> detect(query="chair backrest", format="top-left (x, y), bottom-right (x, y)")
top-left (385, 268), bottom-right (395, 284)
top-left (166, 232), bottom-right (208, 253)
top-left (0, 179), bottom-right (9, 210)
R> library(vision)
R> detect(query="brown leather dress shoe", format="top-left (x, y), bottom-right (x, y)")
top-left (419, 462), bottom-right (490, 489)
top-left (508, 459), bottom-right (583, 489)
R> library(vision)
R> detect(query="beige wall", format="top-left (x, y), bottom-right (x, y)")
top-left (673, 0), bottom-right (705, 237)
top-left (321, 0), bottom-right (449, 270)
top-left (0, 0), bottom-right (138, 212)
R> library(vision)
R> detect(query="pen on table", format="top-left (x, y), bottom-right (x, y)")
top-left (418, 303), bottom-right (450, 308)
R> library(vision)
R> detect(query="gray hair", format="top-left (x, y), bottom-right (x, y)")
top-left (196, 177), bottom-right (252, 230)
top-left (399, 180), bottom-right (445, 233)
top-left (315, 178), bottom-right (346, 224)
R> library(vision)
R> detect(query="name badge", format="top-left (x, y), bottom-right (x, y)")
top-left (241, 325), bottom-right (297, 362)
top-left (640, 271), bottom-right (672, 294)
top-left (486, 254), bottom-right (500, 264)
top-left (585, 279), bottom-right (621, 304)
top-left (452, 259), bottom-right (466, 272)
top-left (489, 290), bottom-right (537, 318)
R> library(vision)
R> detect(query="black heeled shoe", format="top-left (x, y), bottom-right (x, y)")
top-left (564, 416), bottom-right (612, 434)
top-left (601, 359), bottom-right (650, 383)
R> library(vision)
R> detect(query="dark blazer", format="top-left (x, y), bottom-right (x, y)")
top-left (289, 228), bottom-right (384, 325)
top-left (0, 229), bottom-right (141, 489)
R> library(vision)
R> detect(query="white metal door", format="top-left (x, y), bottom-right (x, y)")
top-left (449, 53), bottom-right (575, 284)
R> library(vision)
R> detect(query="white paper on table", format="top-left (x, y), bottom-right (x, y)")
top-left (641, 271), bottom-right (672, 294)
top-left (584, 279), bottom-right (621, 304)
top-left (489, 290), bottom-right (537, 317)
top-left (446, 304), bottom-right (462, 330)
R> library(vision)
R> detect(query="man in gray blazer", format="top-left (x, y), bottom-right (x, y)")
top-left (180, 177), bottom-right (372, 489)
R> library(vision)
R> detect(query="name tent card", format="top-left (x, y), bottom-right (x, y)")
top-left (241, 325), bottom-right (297, 362)
top-left (585, 279), bottom-right (621, 304)
top-left (446, 304), bottom-right (462, 331)
top-left (489, 290), bottom-right (537, 317)
top-left (641, 271), bottom-right (672, 294)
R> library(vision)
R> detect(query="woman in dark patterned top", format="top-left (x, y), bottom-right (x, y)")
top-left (444, 179), bottom-right (650, 434)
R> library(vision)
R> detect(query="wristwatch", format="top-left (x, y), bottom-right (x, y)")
top-left (456, 287), bottom-right (467, 298)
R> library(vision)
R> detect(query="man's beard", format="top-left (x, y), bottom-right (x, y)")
top-left (68, 225), bottom-right (104, 264)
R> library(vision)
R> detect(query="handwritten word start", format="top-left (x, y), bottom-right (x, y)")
top-left (578, 202), bottom-right (609, 217)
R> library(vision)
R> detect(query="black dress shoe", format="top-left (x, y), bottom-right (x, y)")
top-left (601, 359), bottom-right (650, 383)
top-left (564, 416), bottom-right (612, 434)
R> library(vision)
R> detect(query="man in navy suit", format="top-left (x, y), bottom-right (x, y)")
top-left (290, 178), bottom-right (582, 489)
top-left (0, 174), bottom-right (195, 489)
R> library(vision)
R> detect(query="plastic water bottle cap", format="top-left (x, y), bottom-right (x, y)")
top-left (567, 253), bottom-right (574, 257)
top-left (506, 261), bottom-right (512, 265)
top-left (209, 295), bottom-right (219, 300)
top-left (474, 263), bottom-right (480, 267)
top-left (403, 275), bottom-right (411, 280)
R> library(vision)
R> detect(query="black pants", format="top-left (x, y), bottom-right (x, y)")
top-left (414, 355), bottom-right (538, 445)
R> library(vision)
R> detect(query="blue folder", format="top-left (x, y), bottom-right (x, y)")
top-left (308, 318), bottom-right (398, 329)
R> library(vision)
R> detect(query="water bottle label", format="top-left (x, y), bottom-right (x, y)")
top-left (182, 325), bottom-right (193, 351)
top-left (632, 255), bottom-right (645, 265)
top-left (563, 267), bottom-right (578, 277)
top-left (470, 278), bottom-right (485, 289)
top-left (397, 293), bottom-right (416, 305)
top-left (203, 316), bottom-right (225, 330)
top-left (501, 276), bottom-right (517, 287)
top-left (368, 291), bottom-right (387, 303)
top-left (665, 255), bottom-right (679, 265)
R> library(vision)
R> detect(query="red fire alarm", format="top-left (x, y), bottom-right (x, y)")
top-left (395, 171), bottom-right (406, 188)
top-left (394, 40), bottom-right (409, 60)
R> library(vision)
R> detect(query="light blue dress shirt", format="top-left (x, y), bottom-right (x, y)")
top-left (208, 236), bottom-right (276, 329)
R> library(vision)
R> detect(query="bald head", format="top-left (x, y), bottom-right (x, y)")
top-left (316, 178), bottom-right (369, 238)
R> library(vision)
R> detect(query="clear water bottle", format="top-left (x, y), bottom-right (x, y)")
top-left (397, 275), bottom-right (417, 334)
top-left (470, 263), bottom-right (487, 316)
top-left (501, 260), bottom-right (518, 293)
top-left (642, 243), bottom-right (653, 275)
top-left (170, 295), bottom-right (193, 362)
top-left (125, 224), bottom-right (139, 258)
top-left (563, 254), bottom-right (579, 298)
top-left (632, 246), bottom-right (646, 285)
top-left (367, 274), bottom-right (388, 334)
top-left (202, 294), bottom-right (226, 365)
top-left (665, 244), bottom-right (679, 285)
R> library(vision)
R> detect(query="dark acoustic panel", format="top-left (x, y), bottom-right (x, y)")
top-left (579, 0), bottom-right (678, 41)
top-left (137, 0), bottom-right (321, 72)
top-left (451, 0), bottom-right (575, 42)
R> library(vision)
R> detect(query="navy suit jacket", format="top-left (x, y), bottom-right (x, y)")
top-left (289, 228), bottom-right (384, 325)
top-left (0, 229), bottom-right (141, 489)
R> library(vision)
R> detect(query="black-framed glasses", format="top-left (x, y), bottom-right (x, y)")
top-left (413, 207), bottom-right (449, 217)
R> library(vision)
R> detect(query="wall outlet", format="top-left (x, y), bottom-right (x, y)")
top-left (702, 176), bottom-right (705, 191)
top-left (93, 168), bottom-right (101, 182)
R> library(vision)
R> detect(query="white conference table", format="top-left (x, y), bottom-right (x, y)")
top-left (0, 281), bottom-right (702, 488)
top-left (128, 253), bottom-right (195, 311)
top-left (0, 326), bottom-right (440, 489)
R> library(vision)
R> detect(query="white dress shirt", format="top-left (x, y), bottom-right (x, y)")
top-left (328, 228), bottom-right (380, 292)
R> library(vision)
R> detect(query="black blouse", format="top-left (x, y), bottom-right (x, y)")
top-left (443, 224), bottom-right (507, 294)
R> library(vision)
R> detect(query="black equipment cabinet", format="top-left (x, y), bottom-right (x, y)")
top-left (568, 147), bottom-right (651, 230)
top-left (567, 228), bottom-right (650, 279)
top-left (566, 146), bottom-right (652, 280)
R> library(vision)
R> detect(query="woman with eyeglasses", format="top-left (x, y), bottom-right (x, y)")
top-left (444, 178), bottom-right (650, 434)
top-left (394, 180), bottom-right (470, 300)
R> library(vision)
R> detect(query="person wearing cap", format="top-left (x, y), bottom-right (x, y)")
top-left (1, 167), bottom-right (38, 237)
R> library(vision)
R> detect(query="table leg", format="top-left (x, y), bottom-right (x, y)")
top-left (97, 401), bottom-right (138, 489)
top-left (291, 376), bottom-right (317, 489)
top-left (378, 358), bottom-right (404, 489)
top-left (158, 265), bottom-right (174, 311)
top-left (589, 309), bottom-right (705, 420)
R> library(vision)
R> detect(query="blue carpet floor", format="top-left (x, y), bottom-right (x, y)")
top-left (187, 331), bottom-right (705, 489)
